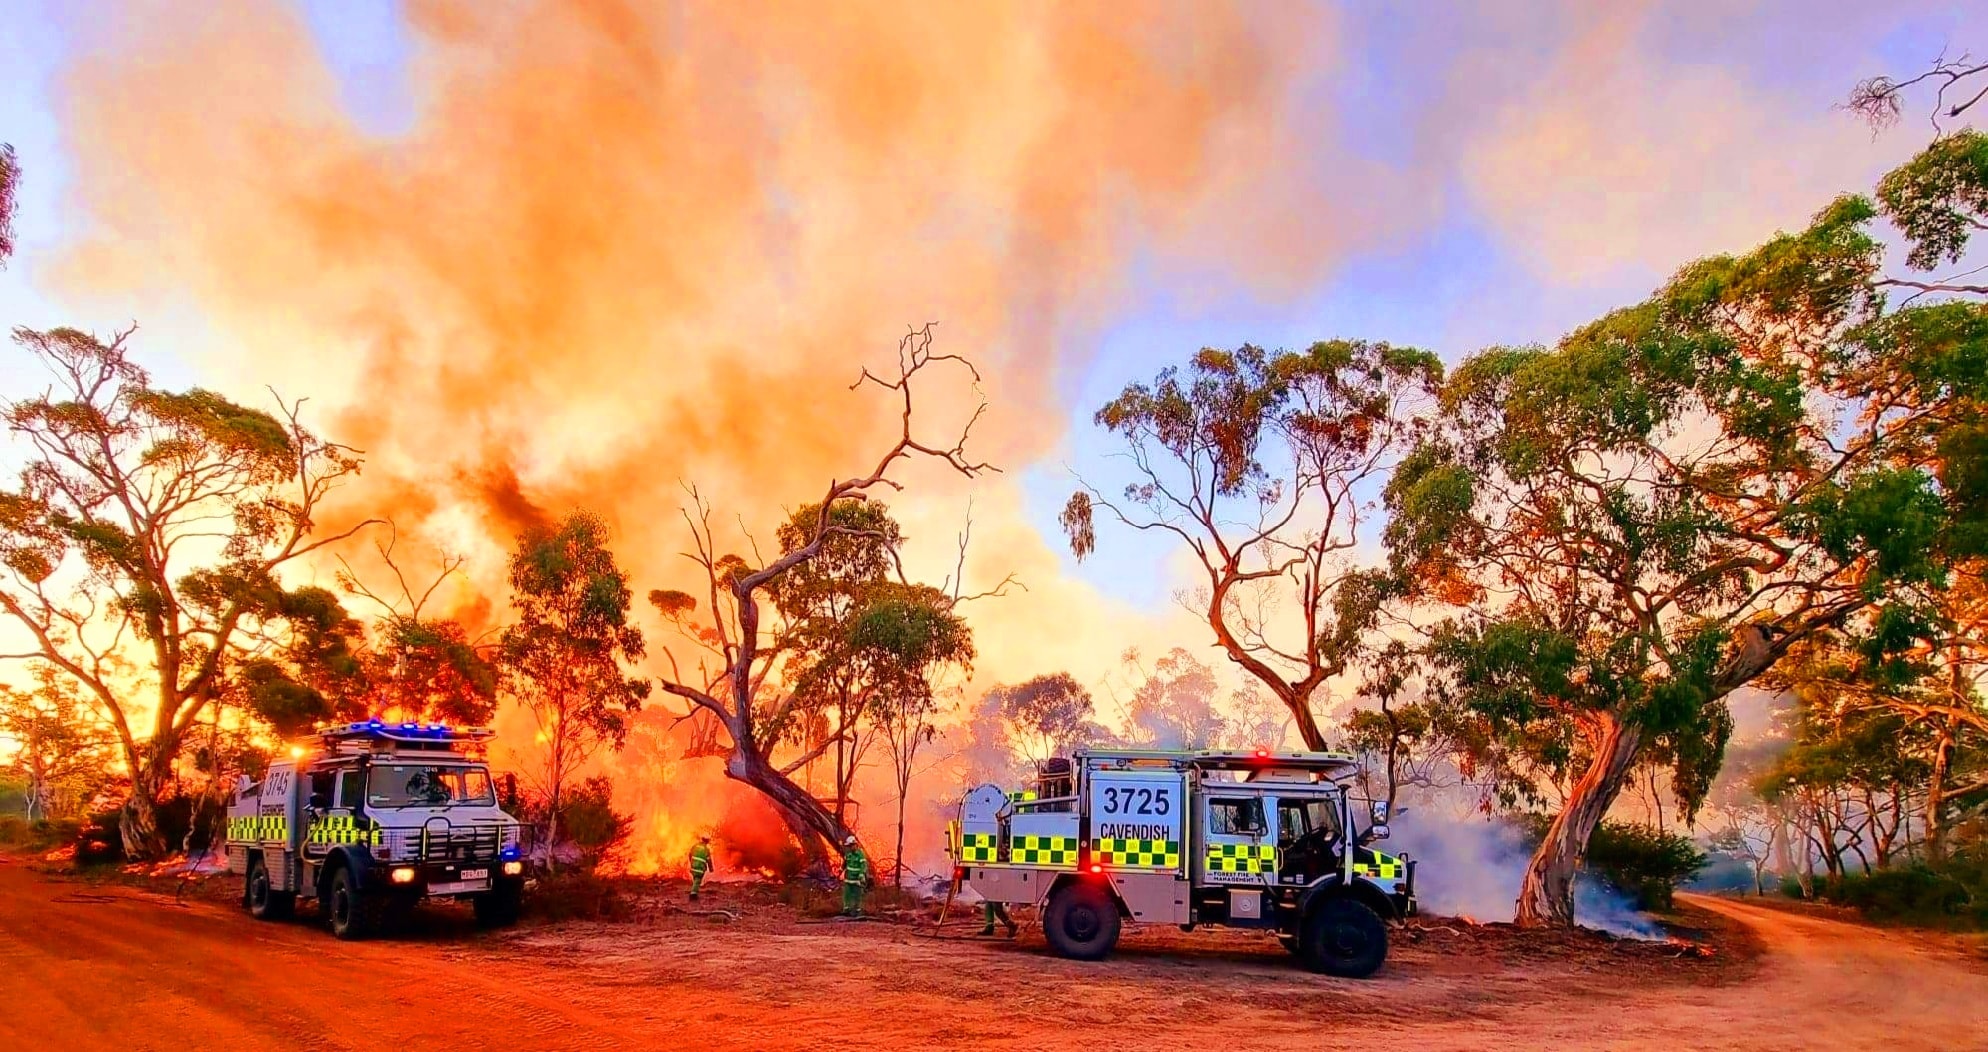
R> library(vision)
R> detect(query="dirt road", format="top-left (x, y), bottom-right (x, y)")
top-left (1, 859), bottom-right (1981, 1051)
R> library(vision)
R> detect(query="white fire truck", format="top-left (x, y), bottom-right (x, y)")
top-left (947, 748), bottom-right (1414, 977)
top-left (223, 721), bottom-right (527, 939)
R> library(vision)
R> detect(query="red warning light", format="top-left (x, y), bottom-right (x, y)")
top-left (1253, 747), bottom-right (1270, 759)
top-left (1089, 863), bottom-right (1103, 874)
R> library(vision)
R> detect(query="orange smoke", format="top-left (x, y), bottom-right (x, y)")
top-left (49, 0), bottom-right (1403, 867)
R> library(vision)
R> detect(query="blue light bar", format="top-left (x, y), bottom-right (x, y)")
top-left (322, 722), bottom-right (496, 745)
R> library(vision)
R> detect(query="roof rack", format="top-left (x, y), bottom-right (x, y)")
top-left (1071, 747), bottom-right (1361, 779)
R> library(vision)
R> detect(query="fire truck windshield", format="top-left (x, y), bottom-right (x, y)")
top-left (367, 764), bottom-right (495, 808)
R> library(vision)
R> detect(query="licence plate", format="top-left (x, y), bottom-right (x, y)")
top-left (461, 868), bottom-right (488, 881)
top-left (431, 879), bottom-right (490, 895)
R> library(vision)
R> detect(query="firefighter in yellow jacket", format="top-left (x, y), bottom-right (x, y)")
top-left (840, 834), bottom-right (870, 917)
top-left (689, 834), bottom-right (713, 901)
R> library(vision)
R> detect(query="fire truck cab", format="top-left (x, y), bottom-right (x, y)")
top-left (223, 722), bottom-right (527, 939)
top-left (948, 748), bottom-right (1414, 977)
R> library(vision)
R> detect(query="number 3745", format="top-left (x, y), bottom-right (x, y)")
top-left (1102, 786), bottom-right (1171, 816)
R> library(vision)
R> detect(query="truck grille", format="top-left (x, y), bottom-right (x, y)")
top-left (386, 824), bottom-right (508, 862)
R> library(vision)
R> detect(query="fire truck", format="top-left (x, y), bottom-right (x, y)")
top-left (223, 721), bottom-right (527, 939)
top-left (947, 748), bottom-right (1414, 977)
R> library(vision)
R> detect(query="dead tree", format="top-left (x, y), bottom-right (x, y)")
top-left (651, 324), bottom-right (995, 867)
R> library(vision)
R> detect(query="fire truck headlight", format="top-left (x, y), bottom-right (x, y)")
top-left (502, 861), bottom-right (524, 877)
top-left (390, 866), bottom-right (417, 884)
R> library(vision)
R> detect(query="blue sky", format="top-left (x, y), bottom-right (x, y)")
top-left (2, 0), bottom-right (1983, 617)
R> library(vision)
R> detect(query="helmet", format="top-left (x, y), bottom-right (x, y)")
top-left (843, 834), bottom-right (858, 846)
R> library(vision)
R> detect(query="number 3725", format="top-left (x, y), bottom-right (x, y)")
top-left (1102, 786), bottom-right (1171, 816)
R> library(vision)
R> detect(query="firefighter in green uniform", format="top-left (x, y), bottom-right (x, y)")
top-left (840, 834), bottom-right (870, 917)
top-left (979, 899), bottom-right (1017, 938)
top-left (689, 833), bottom-right (713, 901)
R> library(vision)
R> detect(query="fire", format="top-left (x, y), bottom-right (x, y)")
top-left (47, 1), bottom-right (1386, 871)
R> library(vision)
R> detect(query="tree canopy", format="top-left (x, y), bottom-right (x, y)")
top-left (0, 327), bottom-right (374, 856)
top-left (1062, 340), bottom-right (1441, 749)
top-left (1386, 185), bottom-right (1985, 924)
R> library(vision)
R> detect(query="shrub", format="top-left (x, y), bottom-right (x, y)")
top-left (1583, 822), bottom-right (1707, 911)
top-left (515, 776), bottom-right (635, 872)
top-left (0, 816), bottom-right (83, 850)
top-left (559, 777), bottom-right (635, 871)
top-left (1519, 815), bottom-right (1707, 912)
top-left (1812, 861), bottom-right (1983, 927)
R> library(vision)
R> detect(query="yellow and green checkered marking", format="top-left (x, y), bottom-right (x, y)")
top-left (959, 832), bottom-right (998, 863)
top-left (1092, 837), bottom-right (1180, 868)
top-left (1354, 851), bottom-right (1404, 881)
top-left (227, 814), bottom-right (288, 842)
top-left (307, 814), bottom-right (382, 847)
top-left (1011, 834), bottom-right (1077, 867)
top-left (1006, 789), bottom-right (1039, 804)
top-left (1205, 842), bottom-right (1277, 874)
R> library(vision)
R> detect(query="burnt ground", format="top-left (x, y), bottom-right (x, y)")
top-left (2, 853), bottom-right (1982, 1051)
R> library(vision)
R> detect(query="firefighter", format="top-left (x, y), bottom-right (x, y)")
top-left (979, 899), bottom-right (1017, 938)
top-left (840, 834), bottom-right (869, 917)
top-left (689, 833), bottom-right (713, 901)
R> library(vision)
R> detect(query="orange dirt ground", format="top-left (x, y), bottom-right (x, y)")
top-left (1, 855), bottom-right (1983, 1051)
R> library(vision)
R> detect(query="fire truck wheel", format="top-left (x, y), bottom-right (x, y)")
top-left (1043, 882), bottom-right (1121, 961)
top-left (474, 881), bottom-right (523, 928)
top-left (325, 865), bottom-right (376, 940)
top-left (1299, 897), bottom-right (1387, 978)
top-left (1277, 932), bottom-right (1300, 955)
top-left (246, 856), bottom-right (294, 921)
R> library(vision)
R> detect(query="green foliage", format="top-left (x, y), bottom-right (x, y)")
top-left (0, 815), bottom-right (83, 851)
top-left (1876, 130), bottom-right (1988, 270)
top-left (1758, 706), bottom-right (1931, 808)
top-left (769, 498), bottom-right (910, 747)
top-left (369, 616), bottom-right (499, 727)
top-left (1583, 821), bottom-right (1708, 911)
top-left (0, 326), bottom-right (366, 857)
top-left (1805, 855), bottom-right (1988, 929)
top-left (500, 511), bottom-right (650, 751)
top-left (846, 582), bottom-right (975, 708)
top-left (1520, 815), bottom-right (1707, 911)
top-left (1067, 337), bottom-right (1441, 748)
top-left (0, 668), bottom-right (117, 820)
top-left (554, 775), bottom-right (635, 871)
top-left (1389, 175), bottom-right (1987, 925)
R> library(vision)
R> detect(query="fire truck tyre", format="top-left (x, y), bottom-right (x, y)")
top-left (474, 881), bottom-right (523, 928)
top-left (1277, 932), bottom-right (1300, 955)
top-left (325, 865), bottom-right (379, 940)
top-left (1300, 897), bottom-right (1387, 978)
top-left (246, 856), bottom-right (294, 921)
top-left (1044, 883), bottom-right (1120, 961)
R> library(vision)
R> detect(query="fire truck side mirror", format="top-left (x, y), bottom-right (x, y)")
top-left (1370, 801), bottom-right (1389, 824)
top-left (308, 792), bottom-right (330, 811)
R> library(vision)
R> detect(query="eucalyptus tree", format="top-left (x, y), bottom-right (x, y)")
top-left (1388, 187), bottom-right (1982, 924)
top-left (1061, 341), bottom-right (1441, 749)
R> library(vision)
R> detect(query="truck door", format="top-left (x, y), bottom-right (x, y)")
top-left (1274, 795), bottom-right (1342, 885)
top-left (1199, 794), bottom-right (1275, 887)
